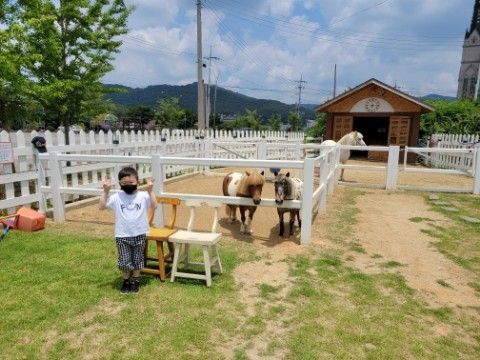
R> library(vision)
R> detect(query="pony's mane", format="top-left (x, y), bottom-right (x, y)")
top-left (337, 131), bottom-right (363, 145)
top-left (237, 171), bottom-right (265, 195)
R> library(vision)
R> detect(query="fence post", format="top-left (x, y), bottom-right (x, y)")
top-left (319, 156), bottom-right (327, 213)
top-left (327, 150), bottom-right (335, 195)
top-left (257, 135), bottom-right (267, 174)
top-left (49, 152), bottom-right (65, 222)
top-left (474, 148), bottom-right (480, 194)
top-left (300, 157), bottom-right (315, 245)
top-left (33, 146), bottom-right (48, 214)
top-left (151, 154), bottom-right (165, 226)
top-left (386, 146), bottom-right (399, 190)
top-left (160, 136), bottom-right (167, 181)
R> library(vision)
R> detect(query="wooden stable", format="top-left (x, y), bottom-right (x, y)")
top-left (315, 78), bottom-right (435, 162)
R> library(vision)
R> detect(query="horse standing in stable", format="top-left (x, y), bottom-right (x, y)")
top-left (222, 170), bottom-right (265, 234)
top-left (273, 171), bottom-right (303, 237)
top-left (320, 131), bottom-right (367, 181)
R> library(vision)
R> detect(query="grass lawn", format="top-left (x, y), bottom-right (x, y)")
top-left (0, 189), bottom-right (479, 359)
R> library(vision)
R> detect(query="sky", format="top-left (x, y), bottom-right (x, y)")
top-left (102, 0), bottom-right (475, 105)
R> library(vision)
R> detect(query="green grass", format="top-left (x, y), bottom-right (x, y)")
top-left (380, 260), bottom-right (404, 268)
top-left (1, 188), bottom-right (479, 359)
top-left (424, 194), bottom-right (480, 274)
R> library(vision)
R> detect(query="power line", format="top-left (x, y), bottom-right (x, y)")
top-left (206, 0), bottom-right (463, 52)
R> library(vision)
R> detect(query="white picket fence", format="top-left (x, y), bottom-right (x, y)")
top-left (0, 128), bottom-right (304, 215)
top-left (37, 146), bottom-right (339, 244)
top-left (428, 133), bottom-right (480, 173)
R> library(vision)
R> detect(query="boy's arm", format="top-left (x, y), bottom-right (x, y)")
top-left (99, 177), bottom-right (111, 210)
top-left (146, 177), bottom-right (157, 209)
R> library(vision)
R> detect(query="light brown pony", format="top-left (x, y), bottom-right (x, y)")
top-left (222, 170), bottom-right (265, 234)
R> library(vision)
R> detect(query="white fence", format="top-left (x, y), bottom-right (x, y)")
top-left (37, 147), bottom-right (339, 245)
top-left (2, 127), bottom-right (480, 245)
top-left (428, 133), bottom-right (480, 173)
top-left (0, 128), bottom-right (304, 214)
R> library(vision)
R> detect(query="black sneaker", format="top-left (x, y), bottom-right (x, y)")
top-left (120, 279), bottom-right (131, 294)
top-left (130, 278), bottom-right (140, 294)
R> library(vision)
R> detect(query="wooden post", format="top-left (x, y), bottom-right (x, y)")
top-left (386, 146), bottom-right (399, 190)
top-left (151, 154), bottom-right (165, 227)
top-left (49, 152), bottom-right (65, 222)
top-left (257, 136), bottom-right (267, 175)
top-left (319, 156), bottom-right (327, 213)
top-left (300, 157), bottom-right (315, 245)
top-left (473, 148), bottom-right (480, 195)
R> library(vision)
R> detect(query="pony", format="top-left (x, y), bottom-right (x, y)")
top-left (273, 171), bottom-right (303, 237)
top-left (222, 170), bottom-right (265, 234)
top-left (320, 131), bottom-right (367, 181)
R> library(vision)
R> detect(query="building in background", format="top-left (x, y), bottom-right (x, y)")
top-left (457, 0), bottom-right (480, 99)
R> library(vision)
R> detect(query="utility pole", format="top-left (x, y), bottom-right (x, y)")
top-left (333, 64), bottom-right (337, 98)
top-left (196, 0), bottom-right (206, 130)
top-left (205, 44), bottom-right (220, 128)
top-left (295, 74), bottom-right (307, 116)
top-left (213, 73), bottom-right (219, 129)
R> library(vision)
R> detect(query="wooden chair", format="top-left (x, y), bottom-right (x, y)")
top-left (169, 200), bottom-right (223, 287)
top-left (141, 196), bottom-right (181, 281)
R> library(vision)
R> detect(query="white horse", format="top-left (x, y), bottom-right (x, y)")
top-left (321, 131), bottom-right (367, 181)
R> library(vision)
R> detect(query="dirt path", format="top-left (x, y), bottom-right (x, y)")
top-left (53, 172), bottom-right (480, 357)
top-left (348, 192), bottom-right (479, 308)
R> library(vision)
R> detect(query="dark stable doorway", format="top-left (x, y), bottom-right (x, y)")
top-left (352, 116), bottom-right (389, 158)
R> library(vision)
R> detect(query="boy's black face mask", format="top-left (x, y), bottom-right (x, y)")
top-left (121, 184), bottom-right (137, 194)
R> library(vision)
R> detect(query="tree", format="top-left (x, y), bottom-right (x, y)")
top-left (13, 0), bottom-right (131, 142)
top-left (288, 111), bottom-right (302, 132)
top-left (0, 1), bottom-right (32, 129)
top-left (306, 112), bottom-right (326, 139)
top-left (420, 99), bottom-right (480, 136)
top-left (268, 113), bottom-right (282, 131)
top-left (244, 109), bottom-right (261, 130)
top-left (155, 97), bottom-right (186, 129)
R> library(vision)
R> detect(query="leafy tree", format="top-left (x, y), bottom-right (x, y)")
top-left (420, 100), bottom-right (480, 136)
top-left (0, 1), bottom-right (32, 129)
top-left (268, 113), bottom-right (282, 131)
top-left (12, 0), bottom-right (131, 142)
top-left (155, 97), bottom-right (186, 129)
top-left (288, 111), bottom-right (302, 131)
top-left (243, 109), bottom-right (261, 130)
top-left (306, 112), bottom-right (326, 139)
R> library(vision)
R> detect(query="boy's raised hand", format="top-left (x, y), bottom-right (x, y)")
top-left (103, 177), bottom-right (111, 192)
top-left (146, 177), bottom-right (154, 192)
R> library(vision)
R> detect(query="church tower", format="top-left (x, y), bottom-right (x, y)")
top-left (457, 0), bottom-right (480, 99)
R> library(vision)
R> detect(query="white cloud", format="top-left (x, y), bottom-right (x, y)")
top-left (102, 0), bottom-right (471, 103)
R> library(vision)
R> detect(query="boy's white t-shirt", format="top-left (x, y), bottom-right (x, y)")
top-left (106, 191), bottom-right (151, 237)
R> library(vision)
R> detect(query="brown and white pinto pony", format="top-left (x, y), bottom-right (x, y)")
top-left (222, 171), bottom-right (265, 234)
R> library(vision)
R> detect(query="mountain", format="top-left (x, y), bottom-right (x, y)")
top-left (104, 82), bottom-right (316, 121)
top-left (419, 94), bottom-right (456, 101)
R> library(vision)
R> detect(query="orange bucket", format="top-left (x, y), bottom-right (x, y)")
top-left (15, 207), bottom-right (45, 232)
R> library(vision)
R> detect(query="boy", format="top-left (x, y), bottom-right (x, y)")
top-left (100, 167), bottom-right (156, 294)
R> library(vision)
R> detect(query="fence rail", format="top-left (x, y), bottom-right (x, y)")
top-left (37, 148), bottom-right (338, 245)
top-left (0, 128), bottom-right (304, 214)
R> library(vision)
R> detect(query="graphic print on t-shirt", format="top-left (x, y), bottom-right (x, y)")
top-left (120, 202), bottom-right (142, 212)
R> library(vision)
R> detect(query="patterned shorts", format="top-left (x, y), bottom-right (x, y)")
top-left (115, 234), bottom-right (146, 272)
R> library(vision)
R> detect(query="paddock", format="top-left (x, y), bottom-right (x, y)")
top-left (58, 160), bottom-right (476, 247)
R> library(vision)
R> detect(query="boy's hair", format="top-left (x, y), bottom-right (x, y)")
top-left (118, 167), bottom-right (139, 181)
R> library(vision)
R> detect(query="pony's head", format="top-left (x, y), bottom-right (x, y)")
top-left (239, 170), bottom-right (265, 205)
top-left (274, 172), bottom-right (291, 205)
top-left (353, 131), bottom-right (367, 146)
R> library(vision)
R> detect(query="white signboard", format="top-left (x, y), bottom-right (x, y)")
top-left (0, 142), bottom-right (14, 164)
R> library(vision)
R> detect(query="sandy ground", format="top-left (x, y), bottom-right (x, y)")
top-left (58, 166), bottom-right (479, 307)
top-left (52, 166), bottom-right (480, 358)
